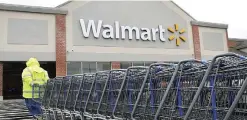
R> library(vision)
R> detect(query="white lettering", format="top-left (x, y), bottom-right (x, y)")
top-left (79, 19), bottom-right (170, 42)
top-left (80, 19), bottom-right (102, 38)
top-left (102, 24), bottom-right (114, 39)
top-left (159, 25), bottom-right (166, 42)
top-left (141, 28), bottom-right (151, 41)
top-left (121, 26), bottom-right (140, 40)
top-left (115, 21), bottom-right (120, 39)
top-left (151, 28), bottom-right (159, 41)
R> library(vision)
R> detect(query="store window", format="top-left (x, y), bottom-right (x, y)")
top-left (66, 62), bottom-right (82, 75)
top-left (82, 62), bottom-right (97, 73)
top-left (132, 62), bottom-right (144, 66)
top-left (97, 62), bottom-right (111, 71)
top-left (120, 62), bottom-right (132, 69)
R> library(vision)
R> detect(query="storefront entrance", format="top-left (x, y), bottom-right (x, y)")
top-left (2, 61), bottom-right (56, 100)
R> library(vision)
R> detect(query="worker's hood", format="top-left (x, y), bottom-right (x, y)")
top-left (26, 58), bottom-right (40, 67)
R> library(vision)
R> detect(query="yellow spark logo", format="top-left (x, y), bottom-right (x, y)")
top-left (167, 24), bottom-right (186, 46)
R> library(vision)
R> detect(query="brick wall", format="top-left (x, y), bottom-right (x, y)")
top-left (192, 25), bottom-right (202, 60)
top-left (56, 15), bottom-right (66, 76)
top-left (228, 40), bottom-right (237, 48)
top-left (0, 63), bottom-right (3, 96)
top-left (111, 62), bottom-right (120, 69)
top-left (226, 29), bottom-right (236, 48)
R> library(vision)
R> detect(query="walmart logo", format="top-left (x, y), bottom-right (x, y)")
top-left (167, 24), bottom-right (186, 46)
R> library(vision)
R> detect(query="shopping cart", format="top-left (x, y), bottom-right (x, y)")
top-left (112, 66), bottom-right (148, 120)
top-left (39, 78), bottom-right (56, 119)
top-left (154, 59), bottom-right (209, 120)
top-left (32, 77), bottom-right (65, 106)
top-left (95, 69), bottom-right (127, 120)
top-left (62, 74), bottom-right (84, 120)
top-left (47, 77), bottom-right (70, 120)
top-left (31, 84), bottom-right (45, 105)
top-left (31, 76), bottom-right (66, 119)
top-left (73, 73), bottom-right (96, 119)
top-left (183, 53), bottom-right (247, 120)
top-left (84, 71), bottom-right (111, 119)
top-left (131, 63), bottom-right (176, 120)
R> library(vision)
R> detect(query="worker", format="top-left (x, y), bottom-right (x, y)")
top-left (21, 57), bottom-right (49, 119)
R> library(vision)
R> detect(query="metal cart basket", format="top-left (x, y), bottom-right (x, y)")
top-left (112, 66), bottom-right (149, 120)
top-left (84, 71), bottom-right (110, 119)
top-left (96, 69), bottom-right (127, 120)
top-left (154, 59), bottom-right (208, 120)
top-left (131, 63), bottom-right (176, 120)
top-left (184, 53), bottom-right (247, 120)
top-left (39, 78), bottom-right (56, 119)
top-left (32, 76), bottom-right (67, 105)
top-left (73, 73), bottom-right (96, 119)
top-left (62, 74), bottom-right (84, 120)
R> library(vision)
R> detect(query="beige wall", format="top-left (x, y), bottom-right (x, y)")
top-left (0, 11), bottom-right (56, 61)
top-left (64, 1), bottom-right (195, 62)
top-left (198, 27), bottom-right (228, 60)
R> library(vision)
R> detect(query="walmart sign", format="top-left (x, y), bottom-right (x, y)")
top-left (79, 19), bottom-right (186, 46)
top-left (79, 19), bottom-right (167, 42)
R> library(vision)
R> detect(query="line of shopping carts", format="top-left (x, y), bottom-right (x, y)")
top-left (32, 53), bottom-right (247, 120)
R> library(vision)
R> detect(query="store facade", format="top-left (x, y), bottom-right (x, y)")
top-left (60, 1), bottom-right (229, 74)
top-left (0, 1), bottom-right (229, 100)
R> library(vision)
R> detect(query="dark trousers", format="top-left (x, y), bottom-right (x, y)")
top-left (24, 98), bottom-right (42, 116)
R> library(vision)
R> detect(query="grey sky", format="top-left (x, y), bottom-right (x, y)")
top-left (0, 0), bottom-right (246, 39)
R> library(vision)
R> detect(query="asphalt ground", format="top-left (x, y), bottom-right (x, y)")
top-left (0, 99), bottom-right (33, 120)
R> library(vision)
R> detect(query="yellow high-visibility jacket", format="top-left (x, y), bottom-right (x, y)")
top-left (21, 58), bottom-right (49, 98)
